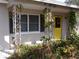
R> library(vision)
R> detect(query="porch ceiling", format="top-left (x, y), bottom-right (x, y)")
top-left (10, 0), bottom-right (79, 13)
top-left (20, 2), bottom-right (71, 13)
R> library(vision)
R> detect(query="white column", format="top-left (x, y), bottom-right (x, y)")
top-left (13, 4), bottom-right (21, 46)
top-left (13, 5), bottom-right (17, 45)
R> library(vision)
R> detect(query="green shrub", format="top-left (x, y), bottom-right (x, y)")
top-left (7, 44), bottom-right (53, 59)
top-left (8, 33), bottom-right (79, 59)
top-left (7, 53), bottom-right (20, 59)
top-left (50, 33), bottom-right (79, 59)
top-left (19, 45), bottom-right (44, 59)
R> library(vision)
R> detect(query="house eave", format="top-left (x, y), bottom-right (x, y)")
top-left (0, 0), bottom-right (8, 4)
top-left (34, 0), bottom-right (79, 9)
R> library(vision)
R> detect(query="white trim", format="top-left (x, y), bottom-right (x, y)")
top-left (10, 32), bottom-right (41, 35)
top-left (21, 13), bottom-right (40, 15)
top-left (21, 32), bottom-right (40, 34)
top-left (27, 14), bottom-right (29, 32)
top-left (39, 14), bottom-right (40, 31)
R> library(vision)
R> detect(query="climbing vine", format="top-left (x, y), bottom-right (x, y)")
top-left (43, 8), bottom-right (53, 28)
top-left (41, 8), bottom-right (53, 42)
top-left (68, 10), bottom-right (77, 35)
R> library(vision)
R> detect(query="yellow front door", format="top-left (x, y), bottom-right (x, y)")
top-left (53, 16), bottom-right (62, 40)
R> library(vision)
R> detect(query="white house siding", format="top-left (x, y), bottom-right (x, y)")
top-left (9, 2), bottom-right (69, 45)
top-left (20, 14), bottom-right (67, 43)
top-left (9, 13), bottom-right (68, 45)
top-left (0, 4), bottom-right (9, 50)
top-left (21, 32), bottom-right (45, 44)
top-left (10, 32), bottom-right (45, 45)
top-left (62, 16), bottom-right (67, 39)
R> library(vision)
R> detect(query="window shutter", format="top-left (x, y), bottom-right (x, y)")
top-left (40, 14), bottom-right (45, 32)
top-left (9, 12), bottom-right (13, 34)
top-left (9, 18), bottom-right (13, 33)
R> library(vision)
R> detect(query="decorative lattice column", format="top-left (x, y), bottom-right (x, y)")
top-left (44, 8), bottom-right (53, 40)
top-left (12, 4), bottom-right (21, 48)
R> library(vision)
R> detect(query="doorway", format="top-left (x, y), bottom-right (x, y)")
top-left (53, 16), bottom-right (62, 40)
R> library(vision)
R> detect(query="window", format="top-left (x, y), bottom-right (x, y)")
top-left (55, 17), bottom-right (61, 28)
top-left (29, 15), bottom-right (39, 31)
top-left (21, 14), bottom-right (40, 32)
top-left (9, 14), bottom-right (45, 34)
top-left (21, 15), bottom-right (27, 32)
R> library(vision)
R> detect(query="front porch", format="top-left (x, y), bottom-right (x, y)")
top-left (8, 0), bottom-right (70, 47)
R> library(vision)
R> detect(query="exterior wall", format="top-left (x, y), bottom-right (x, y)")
top-left (9, 2), bottom-right (45, 45)
top-left (21, 33), bottom-right (44, 44)
top-left (9, 1), bottom-right (69, 47)
top-left (10, 32), bottom-right (45, 44)
top-left (0, 4), bottom-right (9, 49)
top-left (62, 16), bottom-right (67, 39)
top-left (10, 12), bottom-right (68, 45)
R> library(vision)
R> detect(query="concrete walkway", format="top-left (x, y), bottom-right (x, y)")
top-left (0, 50), bottom-right (14, 59)
top-left (0, 51), bottom-right (10, 59)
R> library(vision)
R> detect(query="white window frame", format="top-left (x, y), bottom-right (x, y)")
top-left (21, 13), bottom-right (40, 34)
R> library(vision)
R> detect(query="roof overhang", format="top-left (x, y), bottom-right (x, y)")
top-left (0, 0), bottom-right (8, 4)
top-left (34, 0), bottom-right (79, 9)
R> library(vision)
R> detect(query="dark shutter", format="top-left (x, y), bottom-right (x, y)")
top-left (9, 12), bottom-right (13, 34)
top-left (40, 14), bottom-right (45, 32)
